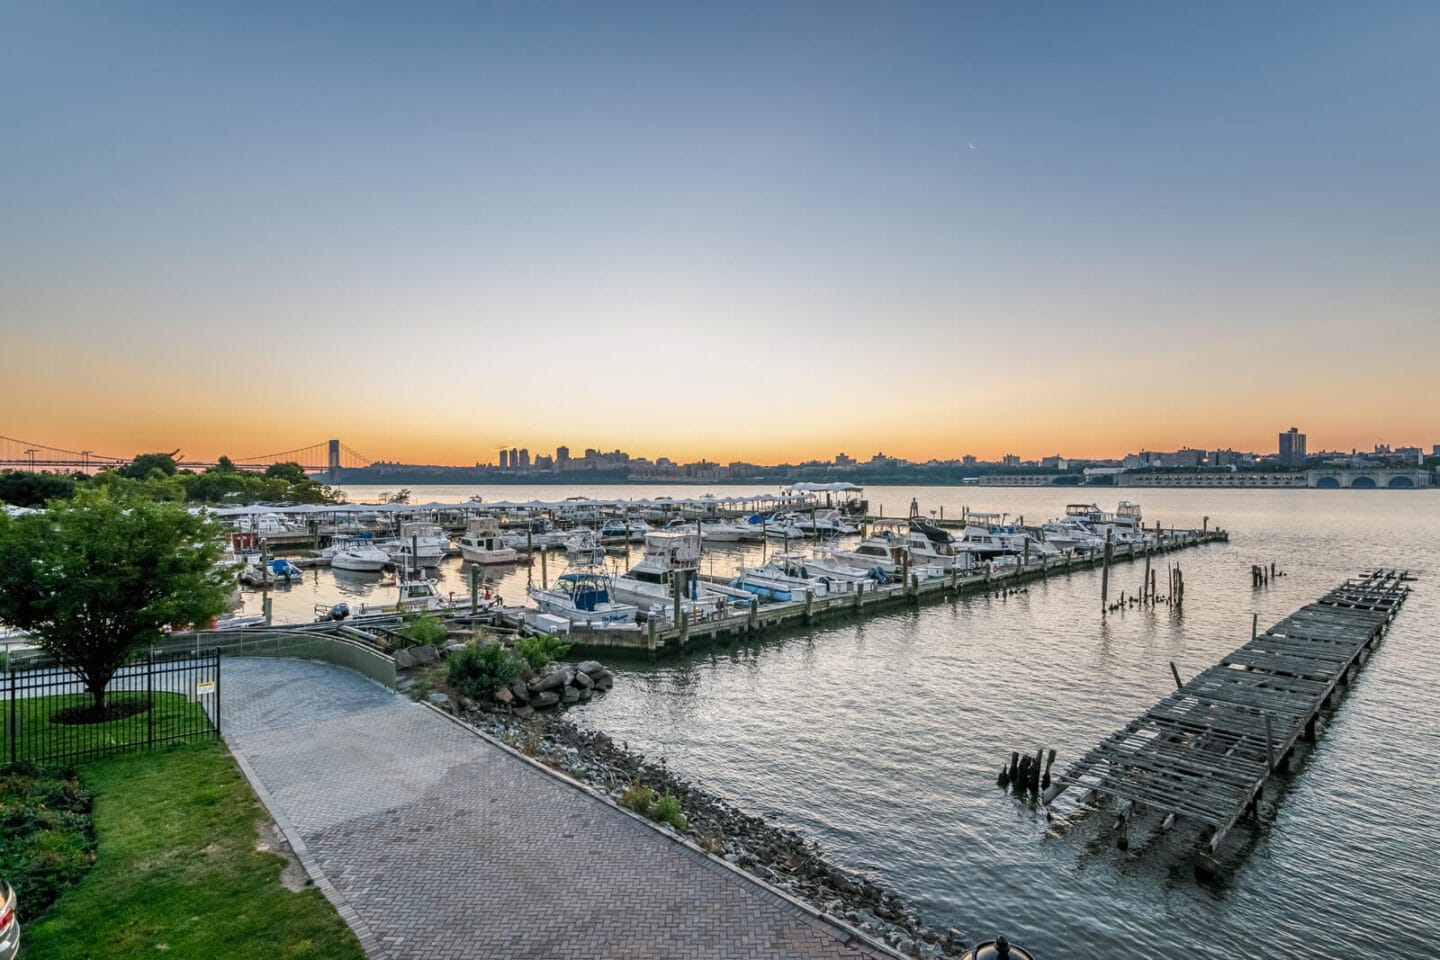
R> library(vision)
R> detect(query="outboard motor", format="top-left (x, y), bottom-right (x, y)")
top-left (327, 603), bottom-right (350, 622)
top-left (962, 936), bottom-right (1036, 960)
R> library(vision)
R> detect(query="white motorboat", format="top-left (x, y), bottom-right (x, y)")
top-left (598, 517), bottom-right (652, 544)
top-left (330, 539), bottom-right (390, 572)
top-left (382, 522), bottom-right (449, 571)
top-left (563, 528), bottom-right (608, 565)
top-left (457, 517), bottom-right (518, 564)
top-left (393, 578), bottom-right (451, 613)
top-left (731, 553), bottom-right (839, 601)
top-left (762, 514), bottom-right (810, 541)
top-left (820, 519), bottom-right (911, 575)
top-left (528, 567), bottom-right (638, 626)
top-left (791, 508), bottom-right (860, 538)
top-left (609, 531), bottom-right (743, 619)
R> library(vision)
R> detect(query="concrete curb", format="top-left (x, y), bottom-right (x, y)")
top-left (226, 737), bottom-right (394, 960)
top-left (416, 699), bottom-right (910, 960)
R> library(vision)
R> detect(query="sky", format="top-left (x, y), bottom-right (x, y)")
top-left (2, 1), bottom-right (1437, 465)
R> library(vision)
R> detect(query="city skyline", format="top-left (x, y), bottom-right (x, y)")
top-left (3, 3), bottom-right (1438, 464)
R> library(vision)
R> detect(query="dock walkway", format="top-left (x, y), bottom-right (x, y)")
top-left (1044, 570), bottom-right (1413, 853)
top-left (544, 528), bottom-right (1228, 657)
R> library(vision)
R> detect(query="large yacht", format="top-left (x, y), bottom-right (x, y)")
top-left (457, 517), bottom-right (518, 564)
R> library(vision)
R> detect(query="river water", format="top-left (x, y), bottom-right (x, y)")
top-left (247, 484), bottom-right (1439, 958)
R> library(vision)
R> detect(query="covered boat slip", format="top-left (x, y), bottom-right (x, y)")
top-left (1045, 570), bottom-right (1413, 855)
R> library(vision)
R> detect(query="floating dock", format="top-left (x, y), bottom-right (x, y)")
top-left (516, 526), bottom-right (1228, 657)
top-left (1043, 569), bottom-right (1413, 858)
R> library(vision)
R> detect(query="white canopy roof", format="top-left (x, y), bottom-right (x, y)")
top-left (783, 482), bottom-right (864, 493)
top-left (205, 492), bottom-right (813, 517)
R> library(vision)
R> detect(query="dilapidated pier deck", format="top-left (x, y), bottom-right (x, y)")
top-left (1044, 570), bottom-right (1413, 856)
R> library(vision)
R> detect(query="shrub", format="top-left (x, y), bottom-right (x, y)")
top-left (515, 633), bottom-right (571, 671)
top-left (620, 782), bottom-right (657, 814)
top-left (445, 642), bottom-right (522, 701)
top-left (617, 781), bottom-right (688, 831)
top-left (651, 792), bottom-right (689, 831)
top-left (391, 612), bottom-right (450, 650)
top-left (0, 763), bottom-right (96, 917)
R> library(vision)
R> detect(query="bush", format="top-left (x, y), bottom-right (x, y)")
top-left (0, 763), bottom-right (96, 917)
top-left (617, 781), bottom-right (688, 831)
top-left (620, 782), bottom-right (657, 814)
top-left (445, 642), bottom-right (522, 701)
top-left (651, 792), bottom-right (689, 831)
top-left (515, 633), bottom-right (571, 671)
top-left (391, 612), bottom-right (450, 650)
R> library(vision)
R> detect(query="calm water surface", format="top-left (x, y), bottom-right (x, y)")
top-left (254, 485), bottom-right (1440, 958)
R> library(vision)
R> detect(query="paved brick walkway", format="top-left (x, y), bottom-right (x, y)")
top-left (222, 658), bottom-right (890, 960)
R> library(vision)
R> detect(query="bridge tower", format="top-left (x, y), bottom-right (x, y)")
top-left (327, 439), bottom-right (341, 483)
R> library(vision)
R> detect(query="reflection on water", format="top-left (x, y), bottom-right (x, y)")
top-left (252, 485), bottom-right (1440, 958)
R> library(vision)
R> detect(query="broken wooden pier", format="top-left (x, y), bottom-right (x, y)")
top-left (1044, 569), bottom-right (1413, 857)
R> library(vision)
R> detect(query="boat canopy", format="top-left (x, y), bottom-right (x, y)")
top-left (205, 492), bottom-right (815, 517)
top-left (783, 482), bottom-right (863, 493)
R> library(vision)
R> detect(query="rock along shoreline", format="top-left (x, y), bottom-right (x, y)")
top-left (457, 678), bottom-right (971, 960)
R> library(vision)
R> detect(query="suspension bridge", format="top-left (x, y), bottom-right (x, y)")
top-left (0, 435), bottom-right (372, 480)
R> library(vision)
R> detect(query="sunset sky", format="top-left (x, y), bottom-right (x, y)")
top-left (3, 2), bottom-right (1437, 465)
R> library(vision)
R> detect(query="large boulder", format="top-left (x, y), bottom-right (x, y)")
top-left (562, 686), bottom-right (581, 705)
top-left (494, 686), bottom-right (514, 705)
top-left (571, 670), bottom-right (594, 690)
top-left (531, 690), bottom-right (561, 708)
top-left (594, 670), bottom-right (614, 691)
top-left (577, 687), bottom-right (592, 703)
top-left (577, 660), bottom-right (605, 678)
top-left (410, 644), bottom-right (439, 665)
top-left (509, 681), bottom-right (531, 703)
top-left (528, 669), bottom-right (566, 694)
top-left (393, 648), bottom-right (416, 669)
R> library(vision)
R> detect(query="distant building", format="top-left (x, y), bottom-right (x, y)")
top-left (1279, 427), bottom-right (1307, 468)
top-left (1040, 455), bottom-right (1068, 470)
top-left (509, 447), bottom-right (519, 470)
top-left (1000, 454), bottom-right (1021, 468)
top-left (962, 455), bottom-right (977, 468)
top-left (835, 452), bottom-right (856, 468)
top-left (499, 449), bottom-right (509, 470)
top-left (556, 446), bottom-right (570, 470)
top-left (518, 448), bottom-right (530, 470)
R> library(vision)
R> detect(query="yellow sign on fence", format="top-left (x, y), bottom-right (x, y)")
top-left (196, 680), bottom-right (217, 696)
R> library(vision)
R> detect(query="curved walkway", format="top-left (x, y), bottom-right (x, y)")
top-left (221, 658), bottom-right (891, 960)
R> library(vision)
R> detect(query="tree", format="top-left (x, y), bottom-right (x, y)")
top-left (119, 451), bottom-right (179, 479)
top-left (263, 461), bottom-right (307, 484)
top-left (214, 455), bottom-right (237, 472)
top-left (0, 489), bottom-right (233, 715)
top-left (0, 470), bottom-right (77, 507)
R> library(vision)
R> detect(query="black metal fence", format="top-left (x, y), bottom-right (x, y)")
top-left (4, 649), bottom-right (221, 765)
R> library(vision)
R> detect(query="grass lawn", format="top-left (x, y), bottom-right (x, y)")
top-left (20, 740), bottom-right (364, 960)
top-left (3, 691), bottom-right (213, 765)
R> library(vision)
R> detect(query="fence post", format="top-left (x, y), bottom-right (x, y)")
top-left (8, 668), bottom-right (15, 764)
top-left (147, 654), bottom-right (155, 749)
top-left (214, 647), bottom-right (222, 739)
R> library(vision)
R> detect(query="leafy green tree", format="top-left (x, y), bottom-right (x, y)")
top-left (263, 461), bottom-right (308, 484)
top-left (0, 470), bottom-right (77, 507)
top-left (214, 455), bottom-right (237, 472)
top-left (0, 489), bottom-right (233, 713)
top-left (119, 452), bottom-right (180, 479)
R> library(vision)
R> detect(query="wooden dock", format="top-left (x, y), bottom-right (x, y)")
top-left (1043, 569), bottom-right (1413, 857)
top-left (533, 527), bottom-right (1229, 657)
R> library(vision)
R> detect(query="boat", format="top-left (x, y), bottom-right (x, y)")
top-left (528, 567), bottom-right (638, 626)
top-left (790, 508), bottom-right (860, 538)
top-left (381, 521), bottom-right (449, 571)
top-left (816, 519), bottom-right (926, 576)
top-left (239, 557), bottom-right (305, 586)
top-left (609, 531), bottom-right (745, 619)
top-left (457, 517), bottom-right (518, 564)
top-left (906, 520), bottom-right (974, 570)
top-left (597, 517), bottom-right (652, 544)
top-left (563, 528), bottom-right (608, 565)
top-left (730, 553), bottom-right (841, 601)
top-left (761, 514), bottom-right (810, 541)
top-left (329, 538), bottom-right (390, 572)
top-left (393, 578), bottom-right (450, 612)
